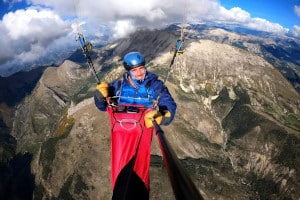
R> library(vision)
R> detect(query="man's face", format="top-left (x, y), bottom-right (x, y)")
top-left (130, 66), bottom-right (146, 80)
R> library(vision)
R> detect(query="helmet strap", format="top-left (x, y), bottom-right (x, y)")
top-left (127, 73), bottom-right (138, 89)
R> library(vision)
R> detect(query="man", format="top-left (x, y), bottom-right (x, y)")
top-left (94, 51), bottom-right (176, 199)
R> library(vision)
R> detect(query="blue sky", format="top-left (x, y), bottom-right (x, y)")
top-left (0, 0), bottom-right (300, 77)
top-left (220, 0), bottom-right (300, 31)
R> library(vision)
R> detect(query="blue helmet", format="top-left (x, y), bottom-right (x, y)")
top-left (123, 52), bottom-right (145, 70)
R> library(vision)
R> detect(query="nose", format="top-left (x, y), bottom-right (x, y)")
top-left (137, 68), bottom-right (144, 74)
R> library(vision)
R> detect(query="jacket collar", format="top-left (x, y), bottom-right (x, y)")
top-left (127, 75), bottom-right (138, 89)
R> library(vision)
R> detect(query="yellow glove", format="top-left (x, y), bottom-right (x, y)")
top-left (162, 110), bottom-right (171, 118)
top-left (144, 110), bottom-right (163, 128)
top-left (96, 82), bottom-right (109, 98)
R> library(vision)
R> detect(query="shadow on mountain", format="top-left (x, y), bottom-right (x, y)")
top-left (67, 49), bottom-right (87, 63)
top-left (0, 123), bottom-right (17, 163)
top-left (67, 48), bottom-right (100, 64)
top-left (0, 152), bottom-right (35, 200)
top-left (0, 66), bottom-right (47, 107)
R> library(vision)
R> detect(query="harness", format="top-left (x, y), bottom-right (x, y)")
top-left (113, 75), bottom-right (156, 108)
top-left (107, 104), bottom-right (154, 197)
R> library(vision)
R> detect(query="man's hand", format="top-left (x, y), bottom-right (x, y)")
top-left (96, 82), bottom-right (109, 98)
top-left (144, 110), bottom-right (163, 128)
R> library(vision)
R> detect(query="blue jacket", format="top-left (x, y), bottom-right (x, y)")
top-left (94, 71), bottom-right (176, 125)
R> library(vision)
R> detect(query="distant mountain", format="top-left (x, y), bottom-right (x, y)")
top-left (182, 23), bottom-right (300, 92)
top-left (0, 66), bottom-right (47, 107)
top-left (0, 24), bottom-right (300, 199)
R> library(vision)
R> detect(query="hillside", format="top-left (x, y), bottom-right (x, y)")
top-left (184, 23), bottom-right (300, 92)
top-left (1, 26), bottom-right (300, 199)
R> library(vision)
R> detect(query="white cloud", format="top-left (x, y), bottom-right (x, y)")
top-left (0, 0), bottom-right (294, 76)
top-left (17, 44), bottom-right (46, 63)
top-left (216, 7), bottom-right (251, 23)
top-left (294, 5), bottom-right (300, 18)
top-left (0, 27), bottom-right (14, 65)
top-left (112, 20), bottom-right (136, 39)
top-left (247, 18), bottom-right (289, 34)
top-left (28, 0), bottom-right (75, 16)
top-left (27, 0), bottom-right (289, 36)
top-left (0, 8), bottom-right (72, 75)
top-left (110, 0), bottom-right (164, 19)
top-left (293, 25), bottom-right (300, 37)
top-left (3, 9), bottom-right (69, 40)
top-left (204, 6), bottom-right (288, 34)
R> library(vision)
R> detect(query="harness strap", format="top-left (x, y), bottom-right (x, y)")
top-left (115, 75), bottom-right (156, 107)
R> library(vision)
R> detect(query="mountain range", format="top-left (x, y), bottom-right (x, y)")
top-left (0, 23), bottom-right (300, 199)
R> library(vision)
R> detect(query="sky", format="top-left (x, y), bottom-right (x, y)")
top-left (0, 0), bottom-right (300, 77)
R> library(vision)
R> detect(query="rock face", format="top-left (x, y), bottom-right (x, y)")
top-left (1, 25), bottom-right (300, 199)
